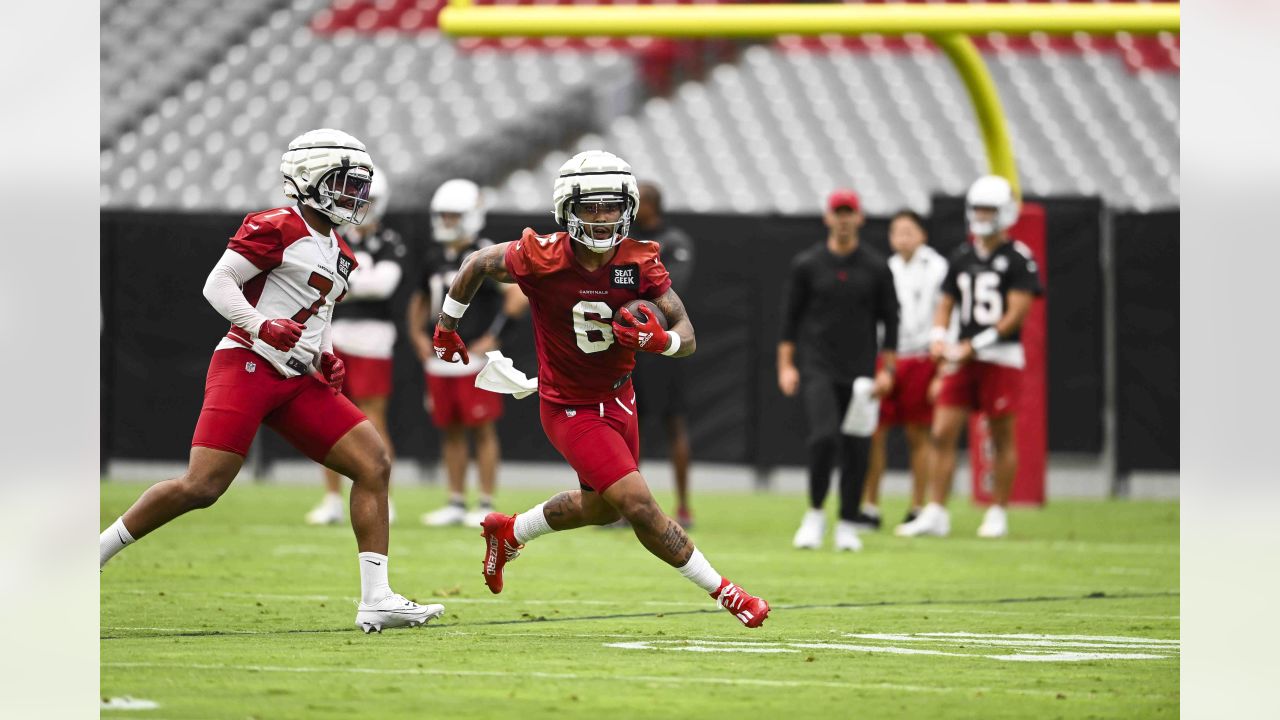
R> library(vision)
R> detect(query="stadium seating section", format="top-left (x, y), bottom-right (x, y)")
top-left (101, 0), bottom-right (1179, 214)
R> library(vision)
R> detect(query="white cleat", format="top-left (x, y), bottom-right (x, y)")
top-left (355, 594), bottom-right (445, 634)
top-left (895, 503), bottom-right (951, 537)
top-left (792, 508), bottom-right (826, 549)
top-left (421, 503), bottom-right (467, 527)
top-left (463, 507), bottom-right (493, 528)
top-left (305, 497), bottom-right (344, 526)
top-left (834, 520), bottom-right (863, 552)
top-left (977, 505), bottom-right (1008, 538)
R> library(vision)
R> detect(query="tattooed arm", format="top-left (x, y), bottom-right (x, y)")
top-left (652, 287), bottom-right (696, 358)
top-left (437, 242), bottom-right (513, 332)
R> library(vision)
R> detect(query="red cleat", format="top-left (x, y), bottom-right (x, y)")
top-left (480, 512), bottom-right (522, 594)
top-left (712, 578), bottom-right (770, 628)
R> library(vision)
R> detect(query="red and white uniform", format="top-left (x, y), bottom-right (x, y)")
top-left (880, 245), bottom-right (948, 427)
top-left (504, 229), bottom-right (671, 491)
top-left (191, 206), bottom-right (366, 461)
top-left (216, 206), bottom-right (358, 376)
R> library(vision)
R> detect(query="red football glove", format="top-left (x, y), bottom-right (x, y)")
top-left (320, 351), bottom-right (345, 392)
top-left (611, 307), bottom-right (671, 354)
top-left (432, 325), bottom-right (470, 364)
top-left (258, 318), bottom-right (305, 352)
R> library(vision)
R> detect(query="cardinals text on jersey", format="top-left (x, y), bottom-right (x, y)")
top-left (215, 206), bottom-right (358, 377)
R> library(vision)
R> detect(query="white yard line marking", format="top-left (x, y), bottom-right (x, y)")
top-left (847, 633), bottom-right (1178, 650)
top-left (916, 632), bottom-right (1180, 644)
top-left (99, 661), bottom-right (1077, 698)
top-left (101, 696), bottom-right (159, 710)
top-left (991, 651), bottom-right (1169, 662)
top-left (604, 633), bottom-right (1178, 663)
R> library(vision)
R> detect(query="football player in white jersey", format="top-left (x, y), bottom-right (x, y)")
top-left (307, 170), bottom-right (408, 527)
top-left (99, 130), bottom-right (444, 633)
top-left (896, 175), bottom-right (1044, 540)
top-left (858, 210), bottom-right (949, 531)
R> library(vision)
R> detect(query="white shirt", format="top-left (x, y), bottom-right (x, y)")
top-left (206, 206), bottom-right (356, 377)
top-left (888, 244), bottom-right (949, 357)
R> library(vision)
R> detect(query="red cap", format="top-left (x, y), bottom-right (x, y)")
top-left (827, 188), bottom-right (861, 213)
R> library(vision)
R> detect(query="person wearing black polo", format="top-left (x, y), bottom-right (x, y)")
top-left (778, 189), bottom-right (899, 552)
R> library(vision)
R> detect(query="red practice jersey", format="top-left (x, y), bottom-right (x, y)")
top-left (505, 229), bottom-right (671, 404)
top-left (214, 206), bottom-right (358, 377)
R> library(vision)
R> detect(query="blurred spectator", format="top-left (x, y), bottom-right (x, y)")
top-left (307, 170), bottom-right (408, 526)
top-left (859, 210), bottom-right (948, 531)
top-left (778, 189), bottom-right (899, 552)
top-left (630, 182), bottom-right (697, 529)
top-left (408, 179), bottom-right (527, 527)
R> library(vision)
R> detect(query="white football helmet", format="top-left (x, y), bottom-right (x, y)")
top-left (280, 128), bottom-right (375, 226)
top-left (965, 175), bottom-right (1019, 237)
top-left (553, 150), bottom-right (639, 253)
top-left (430, 178), bottom-right (485, 243)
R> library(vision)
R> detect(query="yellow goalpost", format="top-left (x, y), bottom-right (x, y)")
top-left (438, 2), bottom-right (1180, 197)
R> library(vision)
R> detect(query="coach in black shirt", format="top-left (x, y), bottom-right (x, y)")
top-left (778, 189), bottom-right (899, 552)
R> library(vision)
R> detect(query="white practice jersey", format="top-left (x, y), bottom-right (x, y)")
top-left (889, 244), bottom-right (950, 357)
top-left (215, 206), bottom-right (358, 377)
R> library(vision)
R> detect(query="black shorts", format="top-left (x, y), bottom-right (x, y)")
top-left (800, 369), bottom-right (854, 446)
top-left (632, 353), bottom-right (687, 421)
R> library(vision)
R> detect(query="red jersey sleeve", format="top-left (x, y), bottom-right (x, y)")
top-left (638, 242), bottom-right (672, 299)
top-left (504, 230), bottom-right (535, 284)
top-left (506, 227), bottom-right (561, 288)
top-left (227, 212), bottom-right (286, 271)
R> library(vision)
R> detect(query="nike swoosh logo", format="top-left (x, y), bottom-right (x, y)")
top-left (363, 559), bottom-right (382, 566)
top-left (249, 223), bottom-right (260, 230)
top-left (116, 528), bottom-right (127, 544)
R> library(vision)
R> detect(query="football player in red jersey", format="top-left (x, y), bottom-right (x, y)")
top-left (433, 151), bottom-right (770, 627)
top-left (99, 130), bottom-right (443, 633)
top-left (896, 175), bottom-right (1044, 540)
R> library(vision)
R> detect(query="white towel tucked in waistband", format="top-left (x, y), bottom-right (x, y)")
top-left (474, 351), bottom-right (538, 399)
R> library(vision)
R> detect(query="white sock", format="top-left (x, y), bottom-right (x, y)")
top-left (358, 552), bottom-right (392, 604)
top-left (322, 492), bottom-right (343, 509)
top-left (513, 503), bottom-right (553, 544)
top-left (677, 549), bottom-right (724, 594)
top-left (862, 503), bottom-right (880, 517)
top-left (100, 517), bottom-right (135, 569)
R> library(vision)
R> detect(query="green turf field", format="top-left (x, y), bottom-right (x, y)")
top-left (101, 481), bottom-right (1178, 718)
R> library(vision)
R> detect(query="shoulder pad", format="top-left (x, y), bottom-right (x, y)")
top-left (1010, 240), bottom-right (1035, 260)
top-left (242, 207), bottom-right (300, 234)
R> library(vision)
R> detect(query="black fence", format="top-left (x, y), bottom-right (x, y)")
top-left (100, 199), bottom-right (1178, 476)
